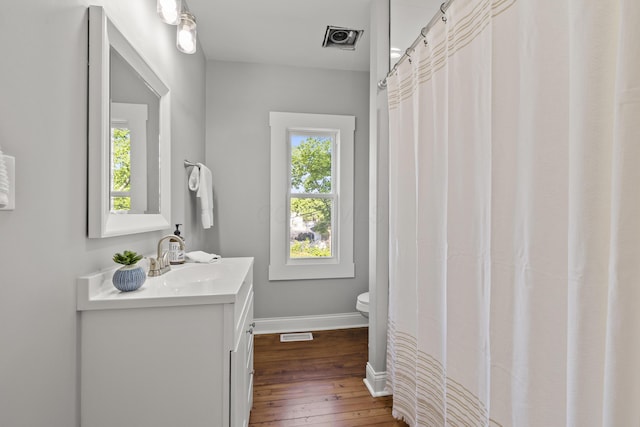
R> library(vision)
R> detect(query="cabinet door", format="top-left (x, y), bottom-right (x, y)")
top-left (246, 311), bottom-right (254, 412)
top-left (231, 291), bottom-right (254, 427)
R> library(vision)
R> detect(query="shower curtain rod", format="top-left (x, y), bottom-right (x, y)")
top-left (377, 0), bottom-right (454, 90)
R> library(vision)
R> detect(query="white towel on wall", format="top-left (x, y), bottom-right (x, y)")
top-left (188, 163), bottom-right (214, 229)
top-left (0, 145), bottom-right (9, 208)
top-left (188, 165), bottom-right (200, 191)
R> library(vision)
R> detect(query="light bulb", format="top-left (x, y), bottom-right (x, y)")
top-left (176, 12), bottom-right (197, 54)
top-left (157, 0), bottom-right (182, 25)
top-left (178, 30), bottom-right (195, 53)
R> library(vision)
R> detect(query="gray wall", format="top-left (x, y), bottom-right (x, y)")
top-left (0, 1), bottom-right (206, 426)
top-left (205, 60), bottom-right (370, 319)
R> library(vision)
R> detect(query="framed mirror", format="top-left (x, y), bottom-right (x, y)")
top-left (88, 5), bottom-right (171, 238)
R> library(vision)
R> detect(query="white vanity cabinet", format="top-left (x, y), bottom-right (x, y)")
top-left (77, 257), bottom-right (254, 427)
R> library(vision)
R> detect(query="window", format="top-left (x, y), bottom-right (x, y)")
top-left (269, 112), bottom-right (355, 280)
top-left (289, 131), bottom-right (334, 259)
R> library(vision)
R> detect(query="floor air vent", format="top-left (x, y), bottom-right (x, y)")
top-left (280, 332), bottom-right (314, 342)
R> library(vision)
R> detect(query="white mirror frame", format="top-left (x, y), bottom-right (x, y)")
top-left (88, 6), bottom-right (171, 238)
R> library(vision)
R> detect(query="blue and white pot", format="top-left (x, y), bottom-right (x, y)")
top-left (112, 264), bottom-right (146, 292)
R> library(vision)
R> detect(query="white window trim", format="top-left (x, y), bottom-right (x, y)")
top-left (269, 112), bottom-right (355, 281)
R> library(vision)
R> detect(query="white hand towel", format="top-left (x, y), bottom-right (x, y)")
top-left (188, 163), bottom-right (214, 229)
top-left (188, 165), bottom-right (200, 191)
top-left (185, 251), bottom-right (221, 263)
top-left (0, 146), bottom-right (9, 208)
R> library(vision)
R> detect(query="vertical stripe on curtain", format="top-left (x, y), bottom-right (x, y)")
top-left (386, 0), bottom-right (640, 426)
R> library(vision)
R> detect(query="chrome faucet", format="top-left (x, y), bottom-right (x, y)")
top-left (148, 235), bottom-right (185, 277)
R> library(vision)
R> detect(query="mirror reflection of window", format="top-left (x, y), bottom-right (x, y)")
top-left (110, 103), bottom-right (148, 214)
top-left (109, 47), bottom-right (161, 215)
top-left (110, 126), bottom-right (131, 212)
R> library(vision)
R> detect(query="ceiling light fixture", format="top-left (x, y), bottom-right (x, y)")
top-left (157, 0), bottom-right (182, 25)
top-left (176, 11), bottom-right (197, 54)
top-left (157, 0), bottom-right (198, 55)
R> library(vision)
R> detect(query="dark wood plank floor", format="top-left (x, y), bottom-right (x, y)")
top-left (249, 328), bottom-right (409, 427)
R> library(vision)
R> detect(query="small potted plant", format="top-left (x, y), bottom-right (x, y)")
top-left (111, 250), bottom-right (146, 292)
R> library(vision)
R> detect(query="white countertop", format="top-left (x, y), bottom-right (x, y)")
top-left (77, 257), bottom-right (254, 311)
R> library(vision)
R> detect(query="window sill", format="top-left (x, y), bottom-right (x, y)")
top-left (268, 262), bottom-right (355, 281)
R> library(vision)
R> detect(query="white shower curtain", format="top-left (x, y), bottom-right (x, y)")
top-left (386, 0), bottom-right (640, 425)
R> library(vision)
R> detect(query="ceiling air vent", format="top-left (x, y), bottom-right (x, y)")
top-left (322, 26), bottom-right (364, 50)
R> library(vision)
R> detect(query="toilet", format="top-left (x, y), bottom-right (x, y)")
top-left (356, 292), bottom-right (369, 318)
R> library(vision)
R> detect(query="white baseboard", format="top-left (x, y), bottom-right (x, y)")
top-left (254, 312), bottom-right (368, 335)
top-left (363, 362), bottom-right (391, 397)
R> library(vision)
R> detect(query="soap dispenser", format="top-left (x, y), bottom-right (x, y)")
top-left (169, 224), bottom-right (186, 265)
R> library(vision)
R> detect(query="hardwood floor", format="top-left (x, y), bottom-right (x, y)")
top-left (249, 328), bottom-right (409, 427)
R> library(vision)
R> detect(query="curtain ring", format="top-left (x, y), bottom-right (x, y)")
top-left (440, 2), bottom-right (448, 22)
top-left (405, 47), bottom-right (414, 64)
top-left (420, 27), bottom-right (428, 46)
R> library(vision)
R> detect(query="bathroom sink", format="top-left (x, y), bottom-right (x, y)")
top-left (162, 262), bottom-right (224, 286)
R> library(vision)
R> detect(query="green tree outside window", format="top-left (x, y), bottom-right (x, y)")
top-left (111, 127), bottom-right (131, 211)
top-left (290, 136), bottom-right (333, 258)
